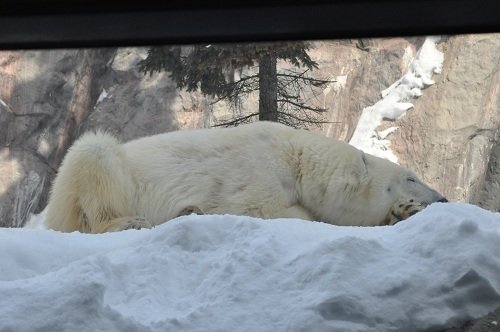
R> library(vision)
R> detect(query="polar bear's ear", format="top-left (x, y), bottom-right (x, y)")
top-left (357, 151), bottom-right (369, 181)
top-left (361, 151), bottom-right (367, 167)
top-left (343, 150), bottom-right (370, 193)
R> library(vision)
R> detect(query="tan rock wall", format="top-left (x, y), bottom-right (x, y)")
top-left (389, 34), bottom-right (499, 210)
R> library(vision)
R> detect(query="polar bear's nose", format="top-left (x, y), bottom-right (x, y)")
top-left (438, 198), bottom-right (448, 203)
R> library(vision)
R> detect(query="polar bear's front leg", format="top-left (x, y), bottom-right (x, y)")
top-left (92, 216), bottom-right (154, 233)
top-left (385, 199), bottom-right (425, 225)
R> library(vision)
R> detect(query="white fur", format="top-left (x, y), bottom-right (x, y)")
top-left (46, 121), bottom-right (445, 233)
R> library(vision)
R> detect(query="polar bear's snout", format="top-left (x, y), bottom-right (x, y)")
top-left (419, 196), bottom-right (448, 208)
top-left (405, 176), bottom-right (447, 207)
top-left (424, 192), bottom-right (448, 205)
top-left (422, 194), bottom-right (448, 206)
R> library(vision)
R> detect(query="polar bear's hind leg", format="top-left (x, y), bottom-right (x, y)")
top-left (46, 132), bottom-right (143, 233)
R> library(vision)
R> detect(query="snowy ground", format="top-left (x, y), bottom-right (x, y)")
top-left (1, 203), bottom-right (499, 332)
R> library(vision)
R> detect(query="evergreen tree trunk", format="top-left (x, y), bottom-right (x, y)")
top-left (258, 52), bottom-right (278, 122)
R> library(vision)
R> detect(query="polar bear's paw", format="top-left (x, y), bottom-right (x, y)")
top-left (95, 216), bottom-right (154, 233)
top-left (178, 206), bottom-right (204, 217)
top-left (122, 217), bottom-right (153, 230)
top-left (387, 199), bottom-right (425, 225)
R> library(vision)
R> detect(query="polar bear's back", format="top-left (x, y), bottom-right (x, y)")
top-left (122, 121), bottom-right (298, 177)
top-left (121, 122), bottom-right (301, 223)
top-left (124, 121), bottom-right (292, 150)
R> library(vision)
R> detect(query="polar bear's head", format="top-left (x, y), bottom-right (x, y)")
top-left (360, 152), bottom-right (447, 225)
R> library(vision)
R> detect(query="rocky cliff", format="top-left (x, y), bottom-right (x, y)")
top-left (0, 33), bottom-right (498, 227)
top-left (395, 35), bottom-right (499, 212)
top-left (316, 34), bottom-right (499, 211)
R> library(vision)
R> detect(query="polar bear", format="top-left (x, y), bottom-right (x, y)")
top-left (45, 121), bottom-right (446, 233)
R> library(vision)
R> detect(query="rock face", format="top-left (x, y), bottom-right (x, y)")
top-left (81, 48), bottom-right (209, 140)
top-left (390, 34), bottom-right (499, 211)
top-left (315, 35), bottom-right (499, 212)
top-left (0, 50), bottom-right (85, 227)
top-left (0, 48), bottom-right (202, 227)
top-left (0, 34), bottom-right (498, 227)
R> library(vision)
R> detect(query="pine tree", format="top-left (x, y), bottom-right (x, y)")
top-left (139, 42), bottom-right (332, 128)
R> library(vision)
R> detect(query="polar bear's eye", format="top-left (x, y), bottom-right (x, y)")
top-left (407, 177), bottom-right (416, 183)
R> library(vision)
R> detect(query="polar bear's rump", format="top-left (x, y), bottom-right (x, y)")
top-left (46, 132), bottom-right (150, 232)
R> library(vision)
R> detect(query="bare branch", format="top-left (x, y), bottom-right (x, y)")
top-left (212, 113), bottom-right (259, 127)
top-left (278, 99), bottom-right (328, 113)
top-left (277, 111), bottom-right (335, 126)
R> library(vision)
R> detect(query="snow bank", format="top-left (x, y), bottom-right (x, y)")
top-left (2, 203), bottom-right (500, 332)
top-left (349, 36), bottom-right (444, 162)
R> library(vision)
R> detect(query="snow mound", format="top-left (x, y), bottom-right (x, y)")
top-left (2, 203), bottom-right (500, 332)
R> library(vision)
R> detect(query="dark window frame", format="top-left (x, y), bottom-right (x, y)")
top-left (1, 0), bottom-right (499, 49)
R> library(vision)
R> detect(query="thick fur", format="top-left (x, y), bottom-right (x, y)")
top-left (46, 122), bottom-right (446, 233)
